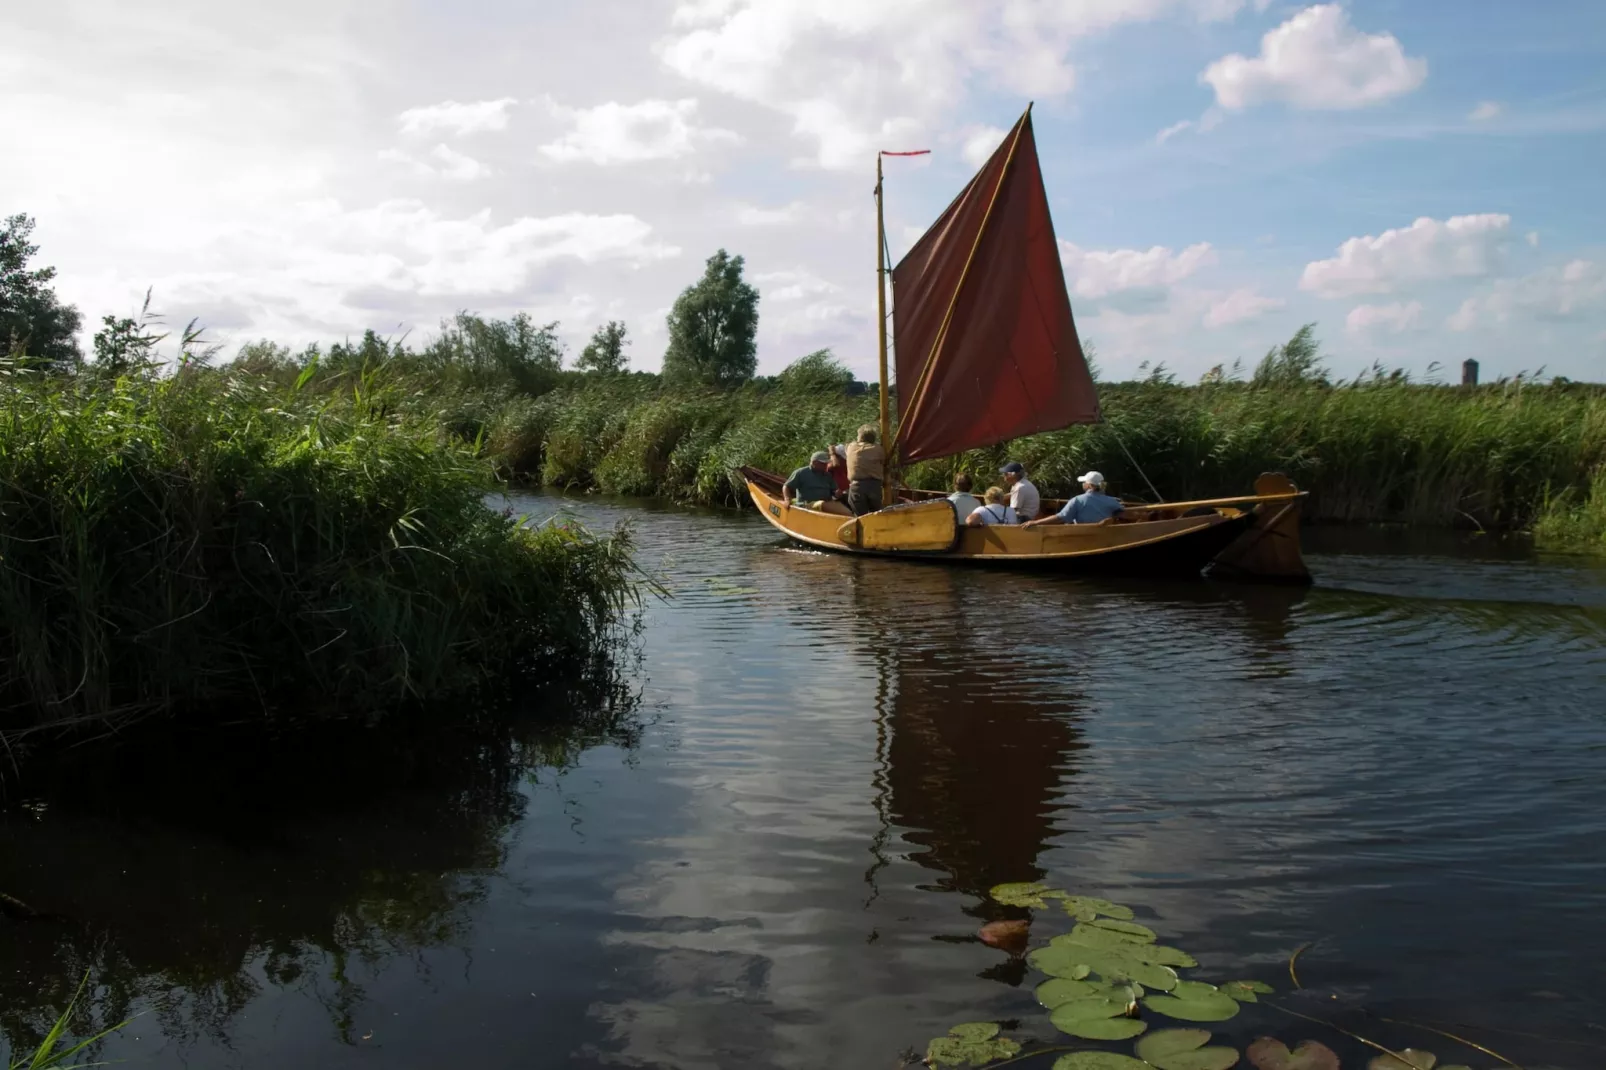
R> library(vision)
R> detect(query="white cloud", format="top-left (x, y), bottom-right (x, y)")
top-left (1204, 288), bottom-right (1283, 327)
top-left (1155, 119), bottom-right (1194, 144)
top-left (397, 98), bottom-right (517, 137)
top-left (1527, 231), bottom-right (1540, 248)
top-left (1345, 300), bottom-right (1422, 334)
top-left (1202, 4), bottom-right (1426, 111)
top-left (1060, 241), bottom-right (1217, 300)
top-left (1300, 214), bottom-right (1513, 298)
top-left (959, 125), bottom-right (1007, 167)
top-left (735, 202), bottom-right (808, 225)
top-left (754, 268), bottom-right (838, 302)
top-left (659, 0), bottom-right (1261, 169)
top-left (1447, 260), bottom-right (1606, 331)
top-left (538, 97), bottom-right (738, 164)
top-left (1469, 100), bottom-right (1502, 122)
top-left (380, 144), bottom-right (492, 181)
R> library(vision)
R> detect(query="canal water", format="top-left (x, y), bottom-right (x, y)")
top-left (3, 492), bottom-right (1604, 1069)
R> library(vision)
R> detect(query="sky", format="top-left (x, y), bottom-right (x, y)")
top-left (3, 0), bottom-right (1605, 383)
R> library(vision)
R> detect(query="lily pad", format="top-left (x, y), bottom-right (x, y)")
top-left (1135, 1028), bottom-right (1240, 1070)
top-left (1053, 1054), bottom-right (1148, 1070)
top-left (1051, 1014), bottom-right (1149, 1041)
top-left (990, 882), bottom-right (1055, 908)
top-left (1168, 981), bottom-right (1220, 1001)
top-left (1060, 896), bottom-right (1137, 923)
top-left (1059, 929), bottom-right (1197, 969)
top-left (1245, 1037), bottom-right (1340, 1070)
top-left (1368, 1051), bottom-right (1438, 1070)
top-left (1050, 996), bottom-right (1132, 1024)
top-left (925, 1022), bottom-right (1021, 1067)
top-left (1222, 980), bottom-right (1275, 1003)
top-left (1087, 918), bottom-right (1158, 943)
top-left (1036, 978), bottom-right (1098, 1009)
top-left (979, 919), bottom-right (1031, 955)
top-left (1141, 986), bottom-right (1240, 1023)
top-left (1053, 1054), bottom-right (1149, 1070)
top-left (1039, 938), bottom-right (1181, 991)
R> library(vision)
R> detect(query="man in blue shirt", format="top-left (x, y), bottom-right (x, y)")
top-left (1023, 471), bottom-right (1124, 528)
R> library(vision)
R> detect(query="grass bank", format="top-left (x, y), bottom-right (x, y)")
top-left (454, 373), bottom-right (1606, 541)
top-left (0, 362), bottom-right (641, 746)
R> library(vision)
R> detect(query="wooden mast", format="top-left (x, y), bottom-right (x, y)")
top-left (875, 152), bottom-right (892, 506)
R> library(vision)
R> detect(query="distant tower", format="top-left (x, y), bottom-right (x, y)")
top-left (1462, 358), bottom-right (1479, 387)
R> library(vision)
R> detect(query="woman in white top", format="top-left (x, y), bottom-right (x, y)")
top-left (966, 485), bottom-right (1019, 526)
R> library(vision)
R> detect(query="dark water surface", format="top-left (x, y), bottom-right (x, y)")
top-left (4, 493), bottom-right (1605, 1069)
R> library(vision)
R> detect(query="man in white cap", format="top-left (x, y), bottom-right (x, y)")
top-left (999, 461), bottom-right (1039, 521)
top-left (783, 451), bottom-right (852, 516)
top-left (1024, 471), bottom-right (1124, 527)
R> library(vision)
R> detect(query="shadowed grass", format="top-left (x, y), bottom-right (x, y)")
top-left (0, 362), bottom-right (642, 743)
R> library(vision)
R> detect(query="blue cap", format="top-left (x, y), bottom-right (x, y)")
top-left (1000, 462), bottom-right (1025, 475)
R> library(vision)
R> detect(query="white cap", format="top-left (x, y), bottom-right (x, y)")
top-left (1077, 471), bottom-right (1105, 486)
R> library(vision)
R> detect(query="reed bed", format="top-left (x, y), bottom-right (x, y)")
top-left (450, 374), bottom-right (1606, 544)
top-left (0, 364), bottom-right (641, 742)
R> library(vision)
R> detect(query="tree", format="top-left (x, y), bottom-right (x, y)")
top-left (420, 311), bottom-right (564, 394)
top-left (662, 250), bottom-right (759, 387)
top-left (576, 320), bottom-right (630, 373)
top-left (0, 213), bottom-right (83, 372)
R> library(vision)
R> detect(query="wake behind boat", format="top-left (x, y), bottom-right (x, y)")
top-left (741, 105), bottom-right (1310, 583)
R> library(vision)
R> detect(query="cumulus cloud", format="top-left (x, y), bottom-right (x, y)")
top-left (659, 0), bottom-right (1260, 169)
top-left (1300, 214), bottom-right (1513, 298)
top-left (959, 125), bottom-right (1008, 167)
top-left (538, 97), bottom-right (738, 164)
top-left (1202, 4), bottom-right (1426, 111)
top-left (1345, 300), bottom-right (1423, 334)
top-left (1469, 100), bottom-right (1502, 122)
top-left (380, 144), bottom-right (492, 181)
top-left (754, 268), bottom-right (838, 302)
top-left (1060, 241), bottom-right (1217, 300)
top-left (1447, 260), bottom-right (1606, 331)
top-left (1204, 288), bottom-right (1283, 327)
top-left (735, 202), bottom-right (807, 225)
top-left (397, 98), bottom-right (517, 137)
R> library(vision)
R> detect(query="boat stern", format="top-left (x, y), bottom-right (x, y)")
top-left (1208, 473), bottom-right (1312, 584)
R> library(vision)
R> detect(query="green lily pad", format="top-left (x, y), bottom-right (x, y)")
top-left (1245, 1038), bottom-right (1340, 1070)
top-left (1059, 929), bottom-right (1197, 969)
top-left (1222, 980), bottom-right (1274, 1002)
top-left (925, 1022), bottom-right (1021, 1067)
top-left (1051, 1014), bottom-right (1149, 1041)
top-left (1053, 1054), bottom-right (1148, 1070)
top-left (1135, 1028), bottom-right (1240, 1070)
top-left (1168, 981), bottom-right (1220, 1001)
top-left (1050, 996), bottom-right (1132, 1024)
top-left (1141, 987), bottom-right (1241, 1023)
top-left (1368, 1051), bottom-right (1438, 1070)
top-left (1060, 896), bottom-right (1137, 923)
top-left (1036, 977), bottom-right (1098, 1008)
top-left (990, 882), bottom-right (1054, 908)
top-left (1087, 918), bottom-right (1158, 943)
top-left (1040, 938), bottom-right (1181, 991)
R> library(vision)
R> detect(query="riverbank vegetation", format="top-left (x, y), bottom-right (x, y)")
top-left (0, 355), bottom-right (641, 746)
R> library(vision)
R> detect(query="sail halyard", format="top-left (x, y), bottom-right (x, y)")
top-left (875, 153), bottom-right (892, 505)
top-left (888, 106), bottom-right (1100, 466)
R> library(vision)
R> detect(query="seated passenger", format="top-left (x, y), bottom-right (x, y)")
top-left (1024, 470), bottom-right (1124, 528)
top-left (1000, 461), bottom-right (1040, 521)
top-left (965, 486), bottom-right (1019, 527)
top-left (947, 472), bottom-right (981, 519)
top-left (783, 451), bottom-right (852, 516)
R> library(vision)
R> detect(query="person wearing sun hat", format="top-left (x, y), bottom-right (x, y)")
top-left (1025, 470), bottom-right (1125, 527)
top-left (999, 461), bottom-right (1039, 521)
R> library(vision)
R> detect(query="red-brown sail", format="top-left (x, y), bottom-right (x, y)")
top-left (891, 108), bottom-right (1098, 464)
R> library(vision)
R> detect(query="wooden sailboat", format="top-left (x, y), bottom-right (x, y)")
top-left (741, 106), bottom-right (1310, 582)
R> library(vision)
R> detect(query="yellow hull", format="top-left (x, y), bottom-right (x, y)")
top-left (740, 469), bottom-right (1311, 581)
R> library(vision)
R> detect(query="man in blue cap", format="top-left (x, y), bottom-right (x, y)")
top-left (999, 461), bottom-right (1039, 522)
